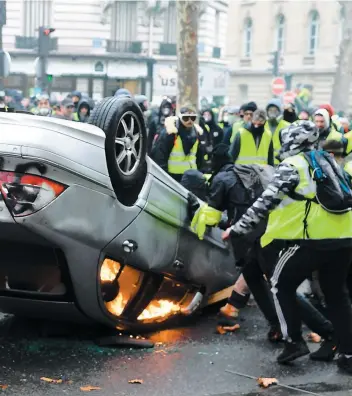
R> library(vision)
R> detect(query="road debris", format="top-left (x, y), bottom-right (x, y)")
top-left (257, 377), bottom-right (278, 388)
top-left (225, 369), bottom-right (323, 395)
top-left (128, 379), bottom-right (144, 384)
top-left (40, 377), bottom-right (63, 384)
top-left (80, 386), bottom-right (101, 391)
top-left (307, 332), bottom-right (322, 343)
top-left (0, 385), bottom-right (8, 390)
top-left (216, 324), bottom-right (240, 334)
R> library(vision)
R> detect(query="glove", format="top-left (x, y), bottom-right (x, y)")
top-left (191, 204), bottom-right (222, 240)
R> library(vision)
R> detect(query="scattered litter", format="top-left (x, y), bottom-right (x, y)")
top-left (0, 385), bottom-right (8, 390)
top-left (128, 379), bottom-right (144, 384)
top-left (226, 370), bottom-right (323, 395)
top-left (257, 377), bottom-right (278, 388)
top-left (40, 377), bottom-right (63, 384)
top-left (40, 376), bottom-right (72, 385)
top-left (307, 332), bottom-right (321, 343)
top-left (80, 386), bottom-right (101, 392)
top-left (216, 324), bottom-right (240, 334)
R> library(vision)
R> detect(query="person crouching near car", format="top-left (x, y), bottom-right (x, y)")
top-left (152, 105), bottom-right (205, 183)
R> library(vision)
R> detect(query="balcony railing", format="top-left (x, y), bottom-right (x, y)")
top-left (15, 36), bottom-right (58, 51)
top-left (213, 47), bottom-right (221, 59)
top-left (106, 40), bottom-right (142, 54)
top-left (159, 43), bottom-right (177, 56)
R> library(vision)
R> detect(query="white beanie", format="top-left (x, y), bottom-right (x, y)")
top-left (314, 108), bottom-right (330, 129)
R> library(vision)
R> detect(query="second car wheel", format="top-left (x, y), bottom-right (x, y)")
top-left (89, 96), bottom-right (148, 205)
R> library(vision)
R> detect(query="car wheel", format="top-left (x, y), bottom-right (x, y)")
top-left (89, 96), bottom-right (147, 205)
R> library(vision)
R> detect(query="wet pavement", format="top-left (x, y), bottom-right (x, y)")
top-left (0, 306), bottom-right (352, 396)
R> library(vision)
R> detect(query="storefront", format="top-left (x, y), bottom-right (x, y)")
top-left (152, 60), bottom-right (229, 105)
top-left (6, 53), bottom-right (154, 100)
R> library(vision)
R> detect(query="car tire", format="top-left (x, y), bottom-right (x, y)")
top-left (89, 96), bottom-right (147, 205)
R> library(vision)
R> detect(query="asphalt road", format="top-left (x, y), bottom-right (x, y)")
top-left (0, 306), bottom-right (352, 396)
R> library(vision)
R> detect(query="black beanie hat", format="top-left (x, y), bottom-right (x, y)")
top-left (243, 101), bottom-right (257, 113)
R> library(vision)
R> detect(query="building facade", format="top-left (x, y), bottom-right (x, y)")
top-left (226, 0), bottom-right (347, 108)
top-left (2, 0), bottom-right (228, 103)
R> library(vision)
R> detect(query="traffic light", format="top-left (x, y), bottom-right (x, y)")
top-left (38, 26), bottom-right (55, 56)
top-left (46, 74), bottom-right (53, 82)
top-left (268, 51), bottom-right (280, 77)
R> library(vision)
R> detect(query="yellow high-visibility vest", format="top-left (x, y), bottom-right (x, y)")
top-left (266, 119), bottom-right (290, 164)
top-left (168, 135), bottom-right (199, 175)
top-left (236, 127), bottom-right (272, 165)
top-left (261, 153), bottom-right (352, 247)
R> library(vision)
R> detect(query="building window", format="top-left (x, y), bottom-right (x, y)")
top-left (239, 84), bottom-right (248, 102)
top-left (214, 10), bottom-right (220, 44)
top-left (164, 1), bottom-right (177, 43)
top-left (110, 1), bottom-right (138, 42)
top-left (243, 18), bottom-right (252, 58)
top-left (23, 0), bottom-right (52, 37)
top-left (308, 10), bottom-right (319, 56)
top-left (275, 14), bottom-right (285, 53)
top-left (339, 4), bottom-right (346, 45)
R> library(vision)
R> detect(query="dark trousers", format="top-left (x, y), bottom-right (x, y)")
top-left (271, 244), bottom-right (352, 354)
top-left (241, 241), bottom-right (334, 339)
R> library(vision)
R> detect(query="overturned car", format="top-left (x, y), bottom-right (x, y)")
top-left (0, 97), bottom-right (237, 330)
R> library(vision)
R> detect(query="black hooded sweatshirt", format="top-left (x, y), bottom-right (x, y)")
top-left (77, 99), bottom-right (91, 123)
top-left (147, 98), bottom-right (174, 155)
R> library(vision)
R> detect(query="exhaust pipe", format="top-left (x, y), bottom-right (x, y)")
top-left (181, 291), bottom-right (204, 315)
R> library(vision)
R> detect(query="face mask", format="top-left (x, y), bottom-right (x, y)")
top-left (227, 115), bottom-right (236, 125)
top-left (39, 108), bottom-right (50, 116)
top-left (203, 115), bottom-right (212, 123)
top-left (223, 115), bottom-right (229, 123)
top-left (162, 108), bottom-right (171, 116)
top-left (268, 109), bottom-right (280, 120)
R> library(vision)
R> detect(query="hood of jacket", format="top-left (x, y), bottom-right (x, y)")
top-left (77, 99), bottom-right (91, 116)
top-left (266, 98), bottom-right (283, 115)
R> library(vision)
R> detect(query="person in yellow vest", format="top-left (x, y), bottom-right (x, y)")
top-left (30, 94), bottom-right (52, 116)
top-left (313, 109), bottom-right (344, 149)
top-left (229, 109), bottom-right (274, 166)
top-left (265, 99), bottom-right (291, 164)
top-left (222, 121), bottom-right (352, 371)
top-left (228, 102), bottom-right (257, 145)
top-left (152, 106), bottom-right (205, 183)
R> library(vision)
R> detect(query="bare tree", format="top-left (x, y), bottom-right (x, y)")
top-left (176, 0), bottom-right (201, 111)
top-left (331, 1), bottom-right (352, 113)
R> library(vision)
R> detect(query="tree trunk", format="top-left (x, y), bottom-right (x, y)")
top-left (176, 0), bottom-right (200, 112)
top-left (331, 1), bottom-right (352, 114)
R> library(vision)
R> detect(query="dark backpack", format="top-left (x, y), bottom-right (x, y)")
top-left (301, 150), bottom-right (352, 214)
top-left (231, 164), bottom-right (275, 205)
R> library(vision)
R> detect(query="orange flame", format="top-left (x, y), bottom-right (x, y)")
top-left (137, 300), bottom-right (180, 321)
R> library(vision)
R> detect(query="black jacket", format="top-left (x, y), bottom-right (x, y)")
top-left (152, 120), bottom-right (205, 183)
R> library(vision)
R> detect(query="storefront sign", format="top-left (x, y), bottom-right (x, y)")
top-left (153, 62), bottom-right (228, 98)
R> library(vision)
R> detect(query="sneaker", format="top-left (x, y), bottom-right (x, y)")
top-left (268, 325), bottom-right (283, 343)
top-left (277, 340), bottom-right (310, 364)
top-left (310, 339), bottom-right (337, 362)
top-left (220, 303), bottom-right (239, 319)
top-left (337, 354), bottom-right (352, 374)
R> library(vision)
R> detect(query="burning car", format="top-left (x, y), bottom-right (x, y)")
top-left (0, 97), bottom-right (237, 330)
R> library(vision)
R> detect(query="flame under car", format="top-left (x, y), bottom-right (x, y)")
top-left (0, 98), bottom-right (237, 329)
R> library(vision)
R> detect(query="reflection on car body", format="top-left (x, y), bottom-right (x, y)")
top-left (0, 98), bottom-right (237, 330)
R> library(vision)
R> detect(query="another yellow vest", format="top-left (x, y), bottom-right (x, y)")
top-left (168, 135), bottom-right (199, 175)
top-left (266, 120), bottom-right (290, 164)
top-left (236, 127), bottom-right (272, 165)
top-left (261, 153), bottom-right (352, 247)
top-left (344, 131), bottom-right (352, 154)
top-left (230, 120), bottom-right (244, 144)
top-left (344, 161), bottom-right (352, 177)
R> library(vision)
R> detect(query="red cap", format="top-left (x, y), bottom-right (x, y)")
top-left (320, 104), bottom-right (335, 118)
